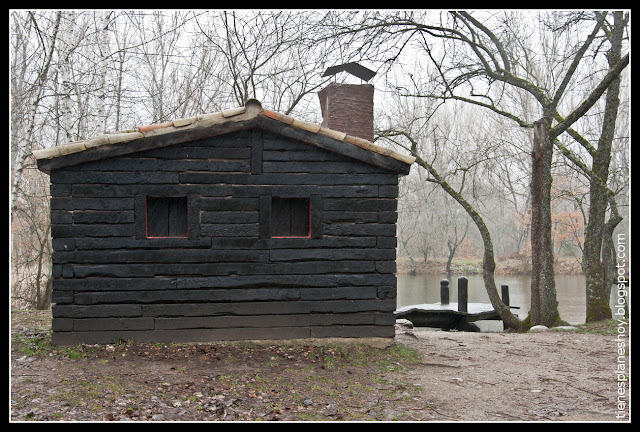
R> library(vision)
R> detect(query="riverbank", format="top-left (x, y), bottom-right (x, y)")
top-left (397, 256), bottom-right (584, 276)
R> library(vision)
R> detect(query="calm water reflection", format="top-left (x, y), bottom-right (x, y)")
top-left (397, 273), bottom-right (616, 331)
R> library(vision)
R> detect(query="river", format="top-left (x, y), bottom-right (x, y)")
top-left (397, 273), bottom-right (618, 331)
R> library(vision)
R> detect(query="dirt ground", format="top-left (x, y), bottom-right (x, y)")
top-left (10, 310), bottom-right (630, 422)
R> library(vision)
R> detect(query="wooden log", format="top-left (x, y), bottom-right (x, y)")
top-left (149, 261), bottom-right (377, 277)
top-left (142, 299), bottom-right (396, 317)
top-left (378, 185), bottom-right (399, 198)
top-left (180, 172), bottom-right (398, 186)
top-left (199, 197), bottom-right (259, 211)
top-left (262, 150), bottom-right (347, 162)
top-left (322, 223), bottom-right (396, 237)
top-left (53, 304), bottom-right (142, 318)
top-left (73, 288), bottom-right (303, 305)
top-left (200, 223), bottom-right (260, 237)
top-left (51, 197), bottom-right (134, 211)
top-left (60, 159), bottom-right (250, 173)
top-left (311, 325), bottom-right (395, 339)
top-left (51, 211), bottom-right (73, 224)
top-left (375, 261), bottom-right (396, 274)
top-left (53, 277), bottom-right (178, 291)
top-left (200, 211), bottom-right (259, 223)
top-left (52, 224), bottom-right (134, 238)
top-left (376, 236), bottom-right (397, 249)
top-left (299, 287), bottom-right (378, 300)
top-left (323, 198), bottom-right (397, 212)
top-left (269, 248), bottom-right (395, 262)
top-left (72, 211), bottom-right (134, 224)
top-left (262, 161), bottom-right (383, 174)
top-left (74, 237), bottom-right (211, 250)
top-left (154, 312), bottom-right (381, 330)
top-left (53, 249), bottom-right (269, 264)
top-left (73, 317), bottom-right (155, 331)
top-left (229, 185), bottom-right (379, 198)
top-left (52, 170), bottom-right (181, 184)
top-left (174, 274), bottom-right (397, 289)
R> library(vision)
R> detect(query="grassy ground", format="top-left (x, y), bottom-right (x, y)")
top-left (11, 310), bottom-right (427, 421)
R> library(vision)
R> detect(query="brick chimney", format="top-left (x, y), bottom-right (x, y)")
top-left (318, 82), bottom-right (374, 142)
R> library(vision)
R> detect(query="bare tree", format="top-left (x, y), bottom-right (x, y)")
top-left (11, 11), bottom-right (61, 219)
top-left (9, 11), bottom-right (341, 310)
top-left (11, 168), bottom-right (52, 310)
top-left (193, 11), bottom-right (333, 118)
top-left (323, 10), bottom-right (629, 327)
top-left (377, 92), bottom-right (521, 329)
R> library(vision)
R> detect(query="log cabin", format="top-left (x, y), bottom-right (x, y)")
top-left (34, 83), bottom-right (414, 345)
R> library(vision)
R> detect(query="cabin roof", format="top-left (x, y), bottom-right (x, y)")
top-left (33, 99), bottom-right (415, 175)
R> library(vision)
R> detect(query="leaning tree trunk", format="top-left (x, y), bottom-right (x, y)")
top-left (529, 118), bottom-right (562, 327)
top-left (412, 154), bottom-right (521, 330)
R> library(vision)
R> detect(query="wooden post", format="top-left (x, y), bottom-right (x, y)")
top-left (501, 284), bottom-right (510, 331)
top-left (501, 284), bottom-right (510, 307)
top-left (457, 277), bottom-right (468, 313)
top-left (440, 279), bottom-right (450, 305)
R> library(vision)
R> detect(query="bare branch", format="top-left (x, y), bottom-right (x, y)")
top-left (552, 52), bottom-right (628, 137)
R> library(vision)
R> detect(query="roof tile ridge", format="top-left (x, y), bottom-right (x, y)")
top-left (260, 107), bottom-right (415, 165)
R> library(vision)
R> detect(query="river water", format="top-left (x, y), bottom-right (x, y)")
top-left (397, 273), bottom-right (618, 331)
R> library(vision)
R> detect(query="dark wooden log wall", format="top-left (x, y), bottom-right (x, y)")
top-left (48, 129), bottom-right (400, 345)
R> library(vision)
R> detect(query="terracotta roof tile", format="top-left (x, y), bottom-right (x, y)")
top-left (59, 141), bottom-right (87, 155)
top-left (221, 106), bottom-right (246, 118)
top-left (344, 134), bottom-right (373, 150)
top-left (262, 109), bottom-right (294, 125)
top-left (138, 121), bottom-right (173, 133)
top-left (172, 117), bottom-right (197, 128)
top-left (33, 99), bottom-right (416, 166)
top-left (318, 126), bottom-right (346, 142)
top-left (291, 118), bottom-right (321, 134)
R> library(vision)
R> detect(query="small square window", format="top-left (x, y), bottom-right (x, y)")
top-left (270, 197), bottom-right (310, 238)
top-left (146, 196), bottom-right (188, 238)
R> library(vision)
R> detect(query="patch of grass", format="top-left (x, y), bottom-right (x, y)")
top-left (12, 331), bottom-right (52, 357)
top-left (54, 379), bottom-right (106, 407)
top-left (575, 318), bottom-right (628, 335)
top-left (53, 343), bottom-right (102, 360)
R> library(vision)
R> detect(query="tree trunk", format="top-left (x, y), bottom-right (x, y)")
top-left (582, 11), bottom-right (625, 322)
top-left (529, 118), bottom-right (562, 327)
top-left (34, 223), bottom-right (52, 310)
top-left (10, 12), bottom-right (61, 219)
top-left (59, 11), bottom-right (75, 142)
top-left (97, 11), bottom-right (112, 134)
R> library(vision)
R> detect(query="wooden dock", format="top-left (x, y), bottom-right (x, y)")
top-left (395, 277), bottom-right (519, 332)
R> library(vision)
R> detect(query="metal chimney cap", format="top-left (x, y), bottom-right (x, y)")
top-left (321, 62), bottom-right (376, 82)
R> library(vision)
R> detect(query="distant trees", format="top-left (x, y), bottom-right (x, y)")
top-left (9, 10), bottom-right (329, 309)
top-left (10, 11), bottom-right (61, 309)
